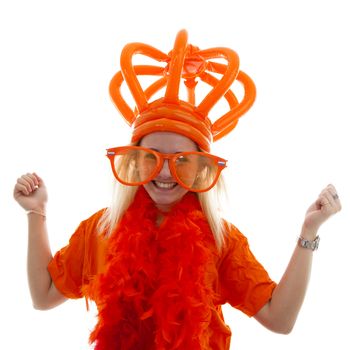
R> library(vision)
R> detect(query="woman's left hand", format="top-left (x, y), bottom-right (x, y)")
top-left (302, 184), bottom-right (342, 235)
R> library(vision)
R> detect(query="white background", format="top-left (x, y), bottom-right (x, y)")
top-left (1, 0), bottom-right (349, 349)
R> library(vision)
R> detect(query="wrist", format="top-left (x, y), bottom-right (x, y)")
top-left (26, 206), bottom-right (46, 217)
top-left (301, 225), bottom-right (318, 240)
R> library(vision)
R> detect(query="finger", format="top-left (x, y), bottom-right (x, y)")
top-left (14, 181), bottom-right (31, 196)
top-left (33, 172), bottom-right (44, 187)
top-left (327, 189), bottom-right (342, 212)
top-left (316, 196), bottom-right (331, 210)
top-left (324, 185), bottom-right (341, 206)
top-left (323, 191), bottom-right (337, 209)
top-left (17, 177), bottom-right (33, 194)
top-left (326, 183), bottom-right (336, 191)
top-left (323, 184), bottom-right (338, 200)
top-left (23, 173), bottom-right (38, 191)
top-left (17, 175), bottom-right (37, 194)
top-left (30, 173), bottom-right (39, 187)
top-left (318, 192), bottom-right (339, 216)
top-left (327, 184), bottom-right (340, 202)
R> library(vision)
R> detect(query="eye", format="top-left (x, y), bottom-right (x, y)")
top-left (144, 152), bottom-right (157, 160)
top-left (176, 155), bottom-right (190, 163)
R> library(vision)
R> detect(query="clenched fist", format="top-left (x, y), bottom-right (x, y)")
top-left (14, 173), bottom-right (48, 213)
top-left (303, 184), bottom-right (341, 234)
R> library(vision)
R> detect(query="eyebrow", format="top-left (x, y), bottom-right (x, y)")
top-left (148, 147), bottom-right (185, 154)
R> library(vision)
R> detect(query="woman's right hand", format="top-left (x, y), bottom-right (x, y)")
top-left (13, 173), bottom-right (48, 212)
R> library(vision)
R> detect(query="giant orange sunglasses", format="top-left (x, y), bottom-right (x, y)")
top-left (106, 146), bottom-right (227, 192)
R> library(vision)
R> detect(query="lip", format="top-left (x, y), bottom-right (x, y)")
top-left (152, 180), bottom-right (178, 191)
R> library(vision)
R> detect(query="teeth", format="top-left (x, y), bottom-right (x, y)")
top-left (154, 181), bottom-right (177, 189)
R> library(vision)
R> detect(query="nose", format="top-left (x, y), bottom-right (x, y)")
top-left (157, 159), bottom-right (172, 178)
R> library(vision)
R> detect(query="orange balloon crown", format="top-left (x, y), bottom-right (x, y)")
top-left (109, 30), bottom-right (256, 152)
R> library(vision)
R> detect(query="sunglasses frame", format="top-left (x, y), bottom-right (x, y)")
top-left (106, 146), bottom-right (227, 192)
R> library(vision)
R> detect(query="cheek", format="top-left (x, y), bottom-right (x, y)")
top-left (175, 185), bottom-right (189, 198)
top-left (175, 163), bottom-right (198, 187)
top-left (137, 159), bottom-right (157, 181)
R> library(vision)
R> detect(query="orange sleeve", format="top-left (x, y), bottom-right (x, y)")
top-left (47, 210), bottom-right (106, 299)
top-left (219, 224), bottom-right (276, 317)
top-left (47, 221), bottom-right (86, 299)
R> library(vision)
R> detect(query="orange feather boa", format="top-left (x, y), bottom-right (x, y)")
top-left (89, 186), bottom-right (218, 349)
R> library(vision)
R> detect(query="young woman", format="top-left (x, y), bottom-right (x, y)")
top-left (13, 30), bottom-right (341, 349)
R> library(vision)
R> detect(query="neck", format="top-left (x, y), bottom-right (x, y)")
top-left (155, 205), bottom-right (172, 227)
top-left (155, 204), bottom-right (172, 213)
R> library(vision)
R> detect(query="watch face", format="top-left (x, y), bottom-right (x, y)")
top-left (299, 236), bottom-right (320, 251)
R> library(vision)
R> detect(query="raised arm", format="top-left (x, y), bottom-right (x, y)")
top-left (14, 173), bottom-right (67, 310)
top-left (254, 184), bottom-right (341, 334)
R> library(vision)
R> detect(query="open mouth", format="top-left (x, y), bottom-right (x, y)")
top-left (152, 180), bottom-right (178, 190)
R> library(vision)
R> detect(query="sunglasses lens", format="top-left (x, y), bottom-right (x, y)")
top-left (113, 148), bottom-right (159, 185)
top-left (173, 154), bottom-right (220, 191)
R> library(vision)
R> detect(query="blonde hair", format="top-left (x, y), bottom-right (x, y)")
top-left (98, 143), bottom-right (230, 251)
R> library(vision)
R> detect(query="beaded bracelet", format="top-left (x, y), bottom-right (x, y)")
top-left (27, 209), bottom-right (46, 217)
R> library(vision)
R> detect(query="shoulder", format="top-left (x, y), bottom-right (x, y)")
top-left (68, 208), bottom-right (107, 244)
top-left (80, 208), bottom-right (107, 231)
top-left (222, 220), bottom-right (248, 247)
top-left (217, 220), bottom-right (251, 260)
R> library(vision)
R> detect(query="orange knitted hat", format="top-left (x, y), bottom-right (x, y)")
top-left (109, 29), bottom-right (256, 152)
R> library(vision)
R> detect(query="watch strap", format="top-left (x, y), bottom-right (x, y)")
top-left (298, 235), bottom-right (320, 251)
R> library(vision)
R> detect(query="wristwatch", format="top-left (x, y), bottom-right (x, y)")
top-left (298, 235), bottom-right (320, 251)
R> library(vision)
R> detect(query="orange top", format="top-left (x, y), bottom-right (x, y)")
top-left (48, 210), bottom-right (276, 349)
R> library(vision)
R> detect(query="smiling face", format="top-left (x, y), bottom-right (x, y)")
top-left (139, 132), bottom-right (199, 212)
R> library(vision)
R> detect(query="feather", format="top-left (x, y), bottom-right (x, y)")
top-left (89, 186), bottom-right (217, 349)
